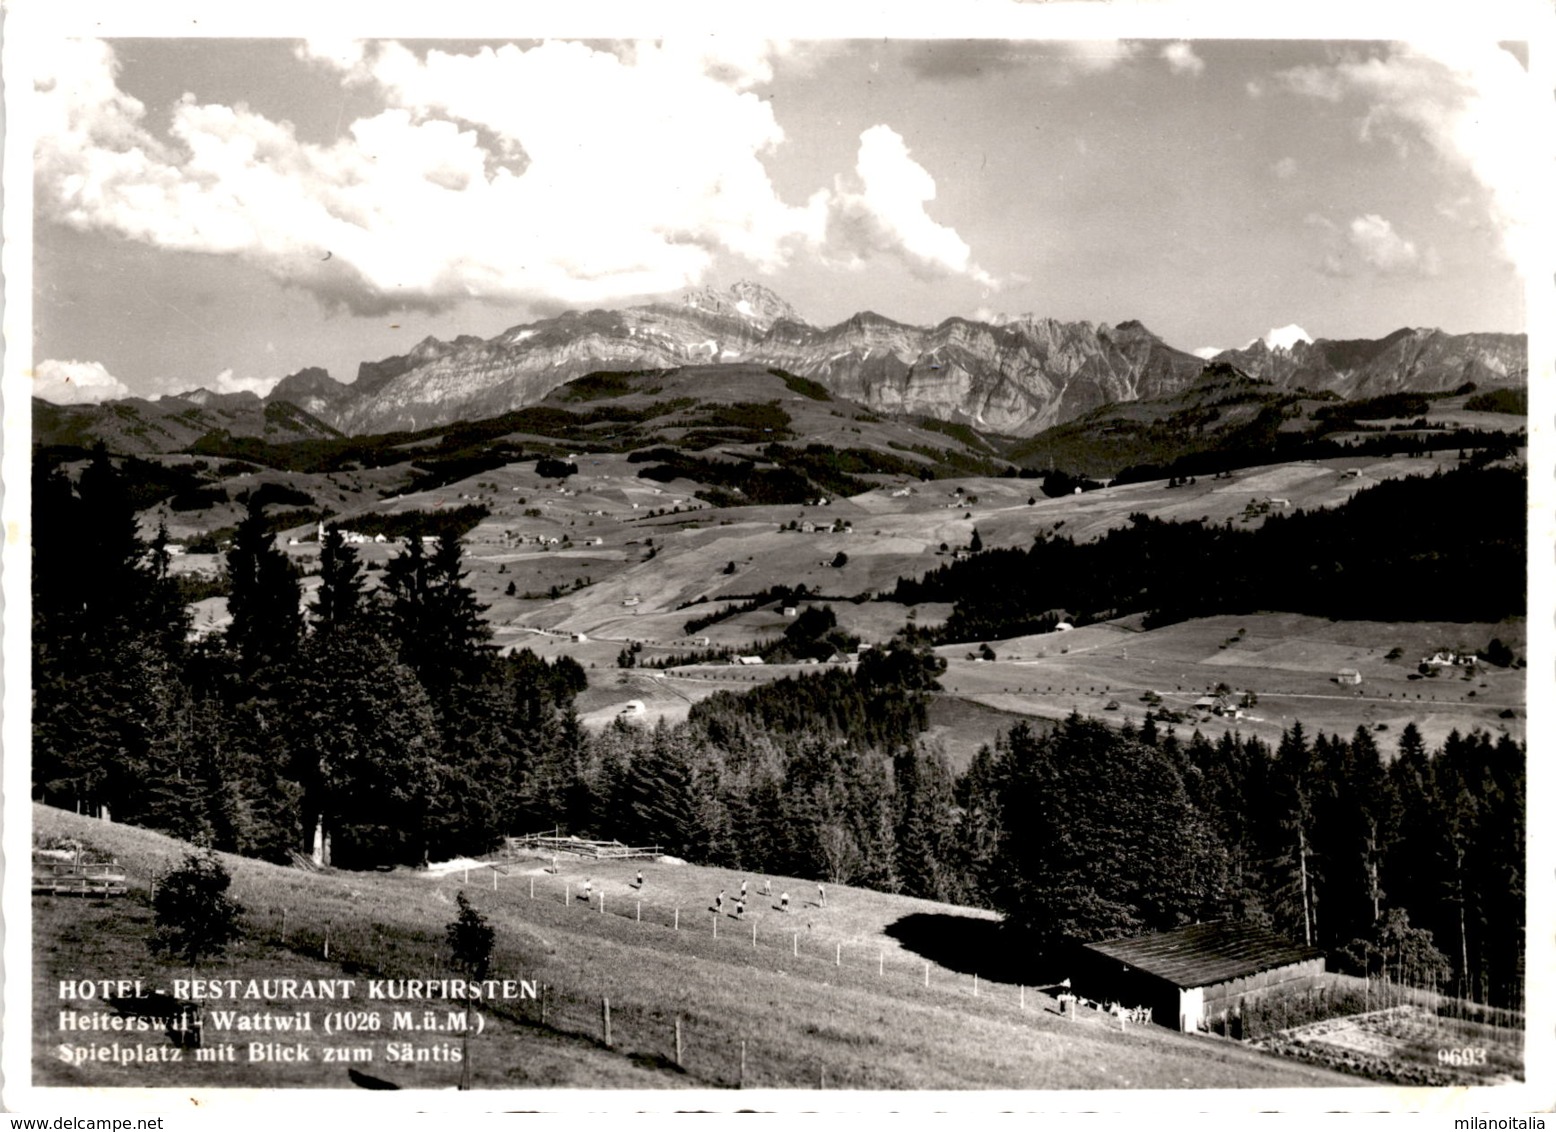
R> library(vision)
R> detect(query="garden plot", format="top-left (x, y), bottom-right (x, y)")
top-left (1258, 1006), bottom-right (1522, 1087)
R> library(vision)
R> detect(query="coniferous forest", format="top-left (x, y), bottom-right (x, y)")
top-left (31, 447), bottom-right (1525, 1010)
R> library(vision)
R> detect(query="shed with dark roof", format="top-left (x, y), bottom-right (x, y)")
top-left (1074, 921), bottom-right (1324, 1032)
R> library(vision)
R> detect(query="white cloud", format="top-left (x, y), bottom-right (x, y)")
top-left (1276, 41), bottom-right (1547, 277)
top-left (206, 368), bottom-right (282, 398)
top-left (827, 125), bottom-right (997, 287)
top-left (34, 359), bottom-right (132, 405)
top-left (1259, 324), bottom-right (1313, 351)
top-left (1192, 346), bottom-right (1222, 360)
top-left (974, 307), bottom-right (1018, 326)
top-left (1160, 42), bottom-right (1205, 77)
top-left (1346, 214), bottom-right (1422, 274)
top-left (35, 38), bottom-right (994, 316)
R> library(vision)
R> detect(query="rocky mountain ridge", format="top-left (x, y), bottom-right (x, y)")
top-left (50, 282), bottom-right (1527, 442)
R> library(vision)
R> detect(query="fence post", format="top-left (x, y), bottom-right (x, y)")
top-left (878, 950), bottom-right (883, 977)
top-left (602, 997), bottom-right (612, 1047)
top-left (600, 892), bottom-right (605, 915)
top-left (464, 867), bottom-right (469, 885)
top-left (1020, 985), bottom-right (1025, 1010)
top-left (835, 942), bottom-right (840, 967)
top-left (637, 901), bottom-right (642, 922)
top-left (324, 923), bottom-right (331, 960)
top-left (739, 1040), bottom-right (746, 1089)
top-left (530, 877), bottom-right (534, 900)
top-left (713, 914), bottom-right (717, 939)
top-left (675, 1018), bottom-right (682, 1067)
top-left (974, 973), bottom-right (979, 997)
top-left (752, 923), bottom-right (757, 949)
top-left (492, 867), bottom-right (498, 891)
top-left (675, 908), bottom-right (679, 931)
top-left (924, 962), bottom-right (929, 987)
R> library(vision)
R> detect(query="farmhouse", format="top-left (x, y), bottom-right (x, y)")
top-left (1335, 668), bottom-right (1362, 685)
top-left (1074, 921), bottom-right (1324, 1032)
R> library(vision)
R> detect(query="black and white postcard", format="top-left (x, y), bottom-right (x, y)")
top-left (4, 1), bottom-right (1550, 1122)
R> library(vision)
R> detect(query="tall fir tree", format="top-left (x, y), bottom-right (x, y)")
top-left (225, 496), bottom-right (303, 669)
top-left (311, 523), bottom-right (367, 630)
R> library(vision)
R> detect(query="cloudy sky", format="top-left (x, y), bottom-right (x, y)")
top-left (24, 20), bottom-right (1545, 404)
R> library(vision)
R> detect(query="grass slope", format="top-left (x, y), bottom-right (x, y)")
top-left (34, 806), bottom-right (1354, 1093)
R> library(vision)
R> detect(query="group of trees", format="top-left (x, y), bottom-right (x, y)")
top-left (890, 464), bottom-right (1524, 642)
top-left (33, 447), bottom-right (1525, 1012)
top-left (33, 448), bottom-right (585, 869)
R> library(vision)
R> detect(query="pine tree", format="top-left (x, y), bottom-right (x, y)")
top-left (225, 496), bottom-right (302, 668)
top-left (149, 852), bottom-right (243, 967)
top-left (382, 532), bottom-right (491, 694)
top-left (987, 715), bottom-right (1228, 953)
top-left (285, 629), bottom-right (441, 867)
top-left (312, 524), bottom-right (367, 630)
top-left (894, 746), bottom-right (963, 902)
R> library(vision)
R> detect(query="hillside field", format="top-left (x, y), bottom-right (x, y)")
top-left (155, 443), bottom-right (1521, 757)
top-left (33, 806), bottom-right (1358, 1094)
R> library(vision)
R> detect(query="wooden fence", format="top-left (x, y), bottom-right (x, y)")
top-left (32, 849), bottom-right (129, 897)
top-left (504, 836), bottom-right (662, 860)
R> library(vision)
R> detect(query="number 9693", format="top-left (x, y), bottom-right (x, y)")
top-left (1438, 1047), bottom-right (1488, 1066)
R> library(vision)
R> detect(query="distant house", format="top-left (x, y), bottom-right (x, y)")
top-left (1074, 921), bottom-right (1324, 1033)
top-left (1194, 692), bottom-right (1242, 717)
top-left (1335, 668), bottom-right (1362, 685)
top-left (735, 656), bottom-right (765, 666)
top-left (622, 597), bottom-right (641, 607)
top-left (800, 521), bottom-right (817, 534)
top-left (572, 632), bottom-right (588, 643)
top-left (1054, 622), bottom-right (1075, 632)
top-left (782, 606), bottom-right (798, 617)
top-left (1269, 497), bottom-right (1291, 508)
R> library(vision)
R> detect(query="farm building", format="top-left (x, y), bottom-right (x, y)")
top-left (1074, 921), bottom-right (1323, 1033)
top-left (1335, 668), bottom-right (1362, 685)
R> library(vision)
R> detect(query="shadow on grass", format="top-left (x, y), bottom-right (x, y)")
top-left (884, 912), bottom-right (1065, 986)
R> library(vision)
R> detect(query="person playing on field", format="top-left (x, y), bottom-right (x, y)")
top-left (636, 869), bottom-right (643, 888)
top-left (818, 882), bottom-right (826, 908)
top-left (780, 891), bottom-right (789, 912)
top-left (740, 878), bottom-right (748, 901)
top-left (762, 877), bottom-right (772, 897)
top-left (583, 877), bottom-right (593, 902)
top-left (716, 889), bottom-right (725, 913)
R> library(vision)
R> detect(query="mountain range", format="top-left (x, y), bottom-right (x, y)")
top-left (42, 282), bottom-right (1527, 448)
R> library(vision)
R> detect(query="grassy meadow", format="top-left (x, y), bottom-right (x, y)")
top-left (33, 805), bottom-right (1357, 1093)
